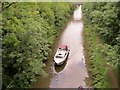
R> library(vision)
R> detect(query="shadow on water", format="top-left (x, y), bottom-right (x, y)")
top-left (54, 62), bottom-right (66, 73)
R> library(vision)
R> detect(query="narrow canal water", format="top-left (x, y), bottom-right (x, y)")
top-left (33, 5), bottom-right (89, 88)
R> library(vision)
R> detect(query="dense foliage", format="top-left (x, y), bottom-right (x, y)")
top-left (83, 2), bottom-right (120, 88)
top-left (84, 27), bottom-right (111, 88)
top-left (2, 2), bottom-right (74, 89)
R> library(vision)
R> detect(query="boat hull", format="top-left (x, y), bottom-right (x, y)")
top-left (54, 51), bottom-right (69, 65)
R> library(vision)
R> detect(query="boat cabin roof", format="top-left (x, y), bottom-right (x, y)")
top-left (59, 45), bottom-right (68, 50)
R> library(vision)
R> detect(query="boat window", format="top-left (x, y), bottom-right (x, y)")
top-left (59, 47), bottom-right (67, 50)
top-left (59, 48), bottom-right (62, 49)
top-left (56, 55), bottom-right (63, 58)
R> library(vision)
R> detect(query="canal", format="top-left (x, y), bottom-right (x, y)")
top-left (33, 5), bottom-right (89, 88)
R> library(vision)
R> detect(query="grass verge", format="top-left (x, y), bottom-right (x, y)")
top-left (83, 26), bottom-right (112, 88)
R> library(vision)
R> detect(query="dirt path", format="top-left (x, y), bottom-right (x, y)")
top-left (106, 64), bottom-right (119, 89)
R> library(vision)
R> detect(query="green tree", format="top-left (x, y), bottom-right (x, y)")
top-left (2, 2), bottom-right (74, 89)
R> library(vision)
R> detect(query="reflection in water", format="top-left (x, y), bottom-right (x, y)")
top-left (73, 5), bottom-right (82, 21)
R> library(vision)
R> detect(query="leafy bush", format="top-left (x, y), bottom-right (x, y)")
top-left (2, 2), bottom-right (74, 89)
top-left (82, 2), bottom-right (120, 88)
